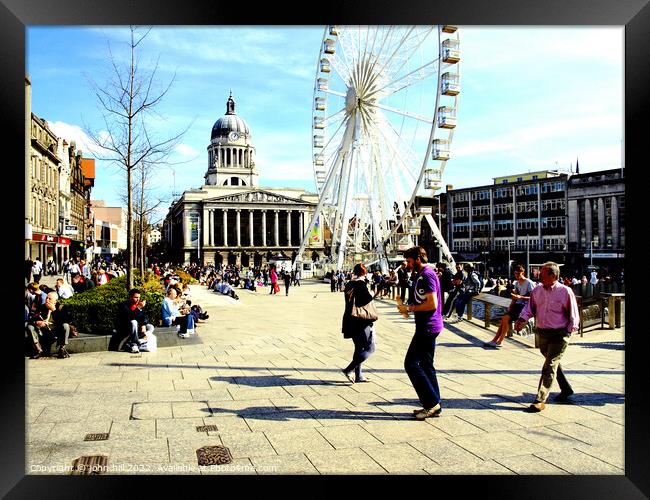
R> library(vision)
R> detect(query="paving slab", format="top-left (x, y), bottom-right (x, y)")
top-left (25, 280), bottom-right (625, 475)
top-left (305, 448), bottom-right (387, 474)
top-left (250, 453), bottom-right (319, 474)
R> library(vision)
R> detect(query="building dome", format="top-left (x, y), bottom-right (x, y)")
top-left (210, 93), bottom-right (250, 140)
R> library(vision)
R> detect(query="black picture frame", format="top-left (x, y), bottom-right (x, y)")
top-left (3, 0), bottom-right (648, 497)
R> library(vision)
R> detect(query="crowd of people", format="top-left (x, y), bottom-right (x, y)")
top-left (340, 246), bottom-right (583, 417)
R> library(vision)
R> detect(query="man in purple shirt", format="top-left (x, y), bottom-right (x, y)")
top-left (515, 261), bottom-right (580, 413)
top-left (397, 246), bottom-right (444, 420)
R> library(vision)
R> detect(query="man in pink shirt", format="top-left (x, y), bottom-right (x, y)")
top-left (515, 261), bottom-right (580, 413)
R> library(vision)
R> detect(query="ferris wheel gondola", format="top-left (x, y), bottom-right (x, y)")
top-left (296, 25), bottom-right (461, 272)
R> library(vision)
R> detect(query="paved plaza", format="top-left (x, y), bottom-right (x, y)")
top-left (26, 279), bottom-right (625, 475)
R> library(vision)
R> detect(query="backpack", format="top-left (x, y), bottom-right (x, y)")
top-left (440, 268), bottom-right (454, 293)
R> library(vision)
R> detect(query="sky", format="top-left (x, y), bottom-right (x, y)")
top-left (27, 26), bottom-right (624, 224)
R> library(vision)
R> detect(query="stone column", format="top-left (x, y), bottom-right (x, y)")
top-left (568, 199), bottom-right (579, 245)
top-left (202, 207), bottom-right (209, 246)
top-left (598, 197), bottom-right (606, 246)
top-left (611, 196), bottom-right (619, 248)
top-left (209, 210), bottom-right (215, 246)
top-left (300, 211), bottom-right (305, 242)
top-left (262, 210), bottom-right (267, 247)
top-left (184, 210), bottom-right (191, 248)
top-left (249, 210), bottom-right (254, 247)
top-left (236, 209), bottom-right (241, 247)
top-left (287, 210), bottom-right (292, 247)
top-left (223, 209), bottom-right (228, 247)
top-left (274, 210), bottom-right (280, 247)
top-left (584, 199), bottom-right (592, 247)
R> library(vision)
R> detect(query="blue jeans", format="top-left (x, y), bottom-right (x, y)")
top-left (455, 291), bottom-right (475, 317)
top-left (343, 325), bottom-right (376, 381)
top-left (404, 331), bottom-right (441, 409)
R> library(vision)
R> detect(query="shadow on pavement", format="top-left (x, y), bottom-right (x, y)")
top-left (106, 362), bottom-right (623, 376)
top-left (575, 341), bottom-right (625, 350)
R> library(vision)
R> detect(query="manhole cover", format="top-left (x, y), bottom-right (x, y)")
top-left (196, 425), bottom-right (218, 432)
top-left (84, 433), bottom-right (109, 441)
top-left (196, 446), bottom-right (232, 466)
top-left (70, 455), bottom-right (109, 475)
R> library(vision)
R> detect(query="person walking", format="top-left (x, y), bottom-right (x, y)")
top-left (341, 263), bottom-right (376, 383)
top-left (269, 265), bottom-right (278, 295)
top-left (515, 261), bottom-right (580, 413)
top-left (283, 270), bottom-right (291, 296)
top-left (397, 246), bottom-right (444, 420)
top-left (447, 263), bottom-right (480, 323)
top-left (484, 265), bottom-right (535, 348)
top-left (442, 263), bottom-right (464, 319)
top-left (397, 261), bottom-right (409, 303)
top-left (31, 258), bottom-right (43, 283)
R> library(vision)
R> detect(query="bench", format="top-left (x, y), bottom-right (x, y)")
top-left (467, 293), bottom-right (513, 328)
top-left (467, 293), bottom-right (536, 337)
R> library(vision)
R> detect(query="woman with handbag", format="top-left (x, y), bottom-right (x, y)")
top-left (341, 263), bottom-right (378, 383)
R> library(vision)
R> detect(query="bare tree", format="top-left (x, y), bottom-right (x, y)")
top-left (84, 26), bottom-right (187, 290)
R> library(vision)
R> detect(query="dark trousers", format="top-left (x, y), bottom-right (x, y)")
top-left (330, 280), bottom-right (336, 292)
top-left (284, 281), bottom-right (291, 295)
top-left (269, 282), bottom-right (277, 294)
top-left (455, 291), bottom-right (475, 317)
top-left (399, 284), bottom-right (408, 302)
top-left (404, 331), bottom-right (441, 409)
top-left (343, 325), bottom-right (376, 381)
top-left (26, 323), bottom-right (70, 352)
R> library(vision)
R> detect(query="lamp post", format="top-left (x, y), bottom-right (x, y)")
top-left (507, 240), bottom-right (514, 277)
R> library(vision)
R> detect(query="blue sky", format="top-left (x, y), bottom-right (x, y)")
top-left (27, 26), bottom-right (623, 223)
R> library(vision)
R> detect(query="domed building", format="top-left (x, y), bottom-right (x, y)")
top-left (163, 93), bottom-right (326, 272)
top-left (205, 93), bottom-right (259, 188)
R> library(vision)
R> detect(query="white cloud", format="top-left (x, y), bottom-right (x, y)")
top-left (47, 121), bottom-right (105, 157)
top-left (174, 143), bottom-right (199, 157)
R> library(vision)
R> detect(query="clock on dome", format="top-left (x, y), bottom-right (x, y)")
top-left (229, 131), bottom-right (240, 142)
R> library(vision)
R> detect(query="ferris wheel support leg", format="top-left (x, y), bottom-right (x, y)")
top-left (294, 116), bottom-right (355, 270)
top-left (423, 213), bottom-right (455, 268)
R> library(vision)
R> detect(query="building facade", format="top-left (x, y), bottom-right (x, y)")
top-left (91, 201), bottom-right (127, 258)
top-left (163, 95), bottom-right (325, 268)
top-left (443, 169), bottom-right (624, 276)
top-left (28, 112), bottom-right (63, 263)
top-left (566, 168), bottom-right (625, 272)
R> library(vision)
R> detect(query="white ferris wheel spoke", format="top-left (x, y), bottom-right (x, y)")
top-left (387, 27), bottom-right (436, 80)
top-left (376, 57), bottom-right (440, 98)
top-left (375, 113), bottom-right (424, 177)
top-left (370, 102), bottom-right (433, 124)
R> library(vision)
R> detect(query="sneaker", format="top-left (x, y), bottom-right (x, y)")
top-left (178, 332), bottom-right (190, 339)
top-left (130, 345), bottom-right (140, 353)
top-left (484, 341), bottom-right (499, 348)
top-left (341, 369), bottom-right (355, 383)
top-left (414, 405), bottom-right (442, 420)
top-left (186, 328), bottom-right (195, 335)
top-left (356, 377), bottom-right (370, 383)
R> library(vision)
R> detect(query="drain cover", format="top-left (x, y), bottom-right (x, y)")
top-left (70, 455), bottom-right (108, 475)
top-left (84, 433), bottom-right (109, 441)
top-left (196, 425), bottom-right (218, 432)
top-left (196, 446), bottom-right (232, 466)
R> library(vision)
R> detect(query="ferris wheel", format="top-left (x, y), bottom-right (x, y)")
top-left (296, 25), bottom-right (461, 272)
